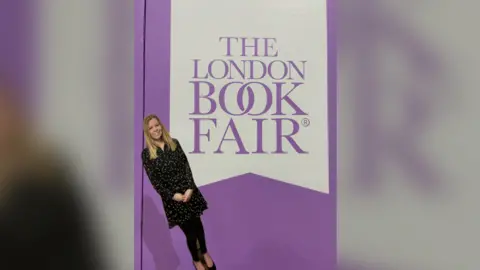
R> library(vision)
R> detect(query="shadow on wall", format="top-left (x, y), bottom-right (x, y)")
top-left (142, 196), bottom-right (180, 270)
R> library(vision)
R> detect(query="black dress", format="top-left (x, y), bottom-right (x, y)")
top-left (142, 138), bottom-right (208, 228)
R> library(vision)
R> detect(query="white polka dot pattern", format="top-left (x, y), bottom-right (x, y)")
top-left (142, 139), bottom-right (208, 228)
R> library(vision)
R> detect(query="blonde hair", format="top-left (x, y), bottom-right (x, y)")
top-left (143, 114), bottom-right (177, 159)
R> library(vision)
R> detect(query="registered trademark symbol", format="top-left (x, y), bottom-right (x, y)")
top-left (301, 118), bottom-right (310, 127)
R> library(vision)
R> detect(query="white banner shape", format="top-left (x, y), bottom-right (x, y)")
top-left (170, 0), bottom-right (329, 193)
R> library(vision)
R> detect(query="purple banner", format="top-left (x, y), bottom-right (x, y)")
top-left (135, 0), bottom-right (336, 269)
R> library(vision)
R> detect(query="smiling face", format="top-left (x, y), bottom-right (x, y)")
top-left (148, 118), bottom-right (163, 141)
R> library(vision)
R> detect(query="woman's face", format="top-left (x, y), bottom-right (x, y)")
top-left (148, 118), bottom-right (163, 140)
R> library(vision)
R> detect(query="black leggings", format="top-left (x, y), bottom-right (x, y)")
top-left (178, 217), bottom-right (208, 262)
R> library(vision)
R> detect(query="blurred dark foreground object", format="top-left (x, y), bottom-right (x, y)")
top-left (0, 78), bottom-right (104, 269)
top-left (0, 147), bottom-right (104, 270)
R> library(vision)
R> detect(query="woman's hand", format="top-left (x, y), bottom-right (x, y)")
top-left (183, 189), bottom-right (193, 202)
top-left (173, 193), bottom-right (185, 202)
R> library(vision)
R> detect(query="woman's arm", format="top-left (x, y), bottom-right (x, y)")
top-left (174, 139), bottom-right (197, 190)
top-left (141, 150), bottom-right (175, 200)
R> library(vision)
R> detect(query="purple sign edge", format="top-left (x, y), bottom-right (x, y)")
top-left (328, 0), bottom-right (337, 267)
top-left (134, 0), bottom-right (337, 268)
top-left (134, 0), bottom-right (146, 269)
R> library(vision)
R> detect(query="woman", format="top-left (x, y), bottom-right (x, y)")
top-left (142, 114), bottom-right (216, 270)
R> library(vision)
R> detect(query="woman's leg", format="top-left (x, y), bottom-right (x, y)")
top-left (191, 217), bottom-right (215, 268)
top-left (190, 217), bottom-right (207, 254)
top-left (178, 220), bottom-right (201, 262)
